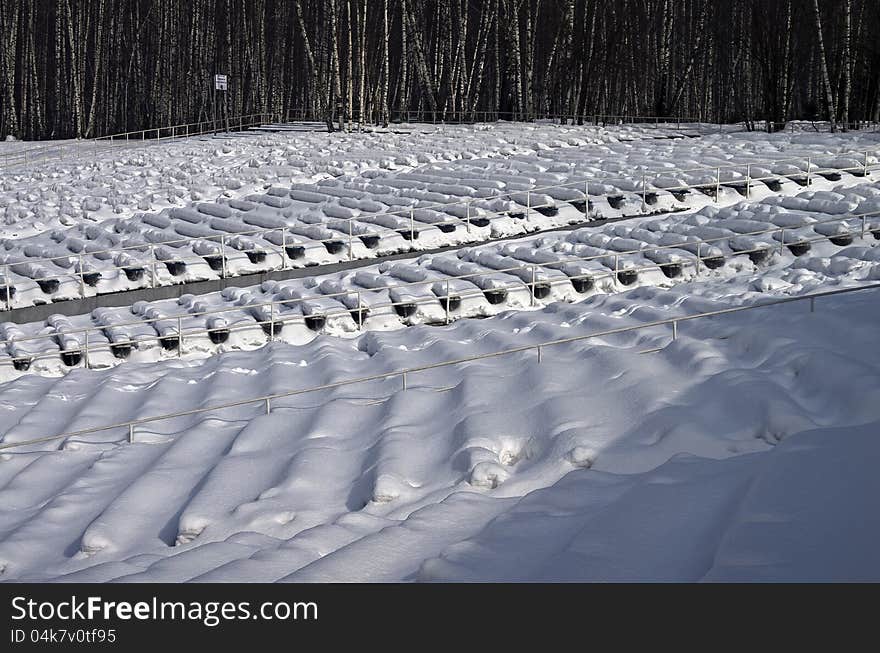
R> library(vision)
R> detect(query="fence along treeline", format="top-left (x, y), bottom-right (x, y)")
top-left (1, 0), bottom-right (879, 140)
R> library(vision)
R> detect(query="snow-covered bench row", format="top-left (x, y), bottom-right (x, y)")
top-left (1, 146), bottom-right (877, 310)
top-left (2, 183), bottom-right (880, 378)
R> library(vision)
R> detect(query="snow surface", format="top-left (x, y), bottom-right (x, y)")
top-left (0, 122), bottom-right (685, 237)
top-left (0, 281), bottom-right (878, 581)
top-left (3, 179), bottom-right (880, 380)
top-left (0, 123), bottom-right (877, 309)
top-left (0, 123), bottom-right (878, 582)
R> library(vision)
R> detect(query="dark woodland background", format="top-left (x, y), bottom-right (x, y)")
top-left (1, 0), bottom-right (879, 140)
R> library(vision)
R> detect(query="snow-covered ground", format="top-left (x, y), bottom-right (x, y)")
top-left (0, 122), bottom-right (878, 582)
top-left (0, 123), bottom-right (877, 309)
top-left (2, 179), bottom-right (879, 379)
top-left (0, 279), bottom-right (878, 581)
top-left (0, 121), bottom-right (687, 237)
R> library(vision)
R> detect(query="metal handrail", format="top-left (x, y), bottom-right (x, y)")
top-left (287, 109), bottom-right (690, 124)
top-left (3, 112), bottom-right (701, 164)
top-left (1, 208), bottom-right (878, 371)
top-left (2, 279), bottom-right (877, 452)
top-left (0, 114), bottom-right (279, 171)
top-left (92, 113), bottom-right (278, 144)
top-left (592, 114), bottom-right (703, 124)
top-left (0, 150), bottom-right (876, 309)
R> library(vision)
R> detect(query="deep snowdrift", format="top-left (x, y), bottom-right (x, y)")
top-left (0, 280), bottom-right (878, 581)
top-left (419, 420), bottom-right (880, 582)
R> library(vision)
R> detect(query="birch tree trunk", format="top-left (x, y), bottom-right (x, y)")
top-left (507, 0), bottom-right (524, 119)
top-left (406, 0), bottom-right (437, 117)
top-left (84, 0), bottom-right (106, 138)
top-left (841, 0), bottom-right (852, 130)
top-left (329, 0), bottom-right (344, 131)
top-left (812, 0), bottom-right (838, 131)
top-left (293, 0), bottom-right (330, 130)
top-left (3, 0), bottom-right (880, 140)
top-left (399, 0), bottom-right (410, 118)
top-left (381, 0), bottom-right (389, 125)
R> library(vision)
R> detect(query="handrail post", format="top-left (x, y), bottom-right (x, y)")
top-left (696, 242), bottom-right (701, 276)
top-left (177, 315), bottom-right (183, 357)
top-left (672, 320), bottom-right (678, 341)
top-left (445, 278), bottom-right (450, 324)
top-left (530, 265), bottom-right (536, 306)
top-left (466, 200), bottom-right (471, 233)
top-left (584, 180), bottom-right (589, 216)
top-left (536, 346), bottom-right (542, 363)
top-left (129, 423), bottom-right (135, 443)
top-left (221, 236), bottom-right (227, 278)
top-left (526, 191), bottom-right (530, 218)
top-left (807, 156), bottom-right (812, 186)
top-left (349, 219), bottom-right (354, 260)
top-left (861, 215), bottom-right (867, 240)
top-left (715, 167), bottom-right (720, 200)
top-left (150, 244), bottom-right (157, 288)
top-left (78, 254), bottom-right (85, 298)
top-left (641, 172), bottom-right (647, 209)
top-left (3, 266), bottom-right (10, 310)
top-left (84, 330), bottom-right (90, 369)
top-left (402, 371), bottom-right (407, 391)
top-left (410, 208), bottom-right (415, 242)
top-left (281, 230), bottom-right (288, 270)
top-left (356, 290), bottom-right (363, 328)
top-left (746, 163), bottom-right (751, 199)
top-left (269, 303), bottom-right (275, 341)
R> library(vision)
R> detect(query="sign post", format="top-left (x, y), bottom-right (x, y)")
top-left (214, 74), bottom-right (228, 134)
top-left (335, 98), bottom-right (344, 133)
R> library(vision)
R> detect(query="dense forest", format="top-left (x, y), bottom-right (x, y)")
top-left (1, 0), bottom-right (879, 140)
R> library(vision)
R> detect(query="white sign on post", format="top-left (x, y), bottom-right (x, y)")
top-left (214, 74), bottom-right (228, 91)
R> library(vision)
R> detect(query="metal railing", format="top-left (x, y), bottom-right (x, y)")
top-left (281, 108), bottom-right (712, 127)
top-left (745, 120), bottom-right (880, 134)
top-left (592, 114), bottom-right (706, 128)
top-left (1, 208), bottom-right (878, 374)
top-left (2, 111), bottom-right (698, 170)
top-left (1, 278), bottom-right (877, 452)
top-left (0, 114), bottom-right (279, 171)
top-left (0, 149), bottom-right (876, 311)
top-left (283, 108), bottom-right (880, 133)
